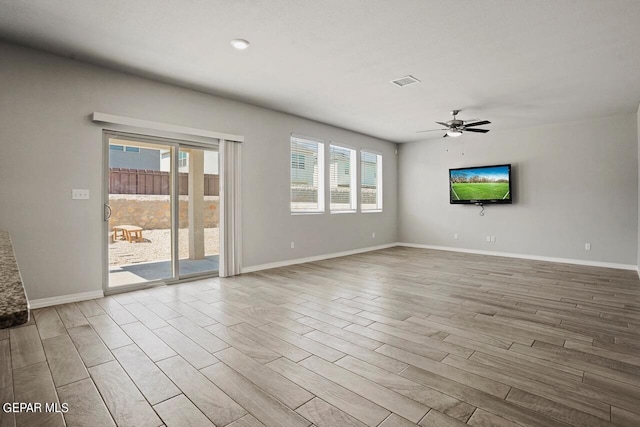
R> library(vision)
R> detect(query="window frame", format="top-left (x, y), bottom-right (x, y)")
top-left (329, 142), bottom-right (357, 213)
top-left (360, 150), bottom-right (383, 212)
top-left (290, 134), bottom-right (325, 214)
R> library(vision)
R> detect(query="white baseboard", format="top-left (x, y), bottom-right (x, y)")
top-left (29, 290), bottom-right (105, 310)
top-left (242, 242), bottom-right (637, 274)
top-left (398, 242), bottom-right (637, 271)
top-left (241, 243), bottom-right (399, 274)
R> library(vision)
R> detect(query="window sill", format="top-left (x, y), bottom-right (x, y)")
top-left (291, 211), bottom-right (325, 216)
top-left (361, 209), bottom-right (383, 213)
top-left (330, 210), bottom-right (357, 215)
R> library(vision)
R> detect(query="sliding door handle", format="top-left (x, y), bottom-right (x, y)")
top-left (104, 204), bottom-right (112, 221)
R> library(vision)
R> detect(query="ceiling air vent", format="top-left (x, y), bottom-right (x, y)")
top-left (390, 75), bottom-right (420, 87)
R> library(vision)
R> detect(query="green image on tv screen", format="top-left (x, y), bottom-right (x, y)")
top-left (449, 165), bottom-right (511, 204)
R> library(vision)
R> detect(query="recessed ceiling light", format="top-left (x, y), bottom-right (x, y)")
top-left (230, 39), bottom-right (250, 50)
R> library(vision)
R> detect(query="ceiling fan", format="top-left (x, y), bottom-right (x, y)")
top-left (417, 110), bottom-right (491, 138)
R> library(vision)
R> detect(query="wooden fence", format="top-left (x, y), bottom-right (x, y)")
top-left (109, 168), bottom-right (219, 196)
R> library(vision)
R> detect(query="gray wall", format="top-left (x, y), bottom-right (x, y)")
top-left (637, 104), bottom-right (640, 272)
top-left (399, 113), bottom-right (638, 265)
top-left (0, 42), bottom-right (398, 300)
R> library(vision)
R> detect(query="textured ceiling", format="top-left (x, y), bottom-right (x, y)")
top-left (1, 0), bottom-right (639, 142)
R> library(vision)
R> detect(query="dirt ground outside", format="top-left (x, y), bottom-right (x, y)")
top-left (109, 227), bottom-right (219, 266)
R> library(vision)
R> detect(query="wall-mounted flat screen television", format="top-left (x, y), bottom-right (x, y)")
top-left (449, 164), bottom-right (512, 204)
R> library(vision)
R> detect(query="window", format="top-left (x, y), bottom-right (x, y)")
top-left (330, 144), bottom-right (356, 212)
top-left (178, 151), bottom-right (188, 168)
top-left (361, 151), bottom-right (382, 211)
top-left (110, 144), bottom-right (139, 153)
top-left (161, 151), bottom-right (187, 167)
top-left (291, 153), bottom-right (305, 169)
top-left (291, 135), bottom-right (324, 213)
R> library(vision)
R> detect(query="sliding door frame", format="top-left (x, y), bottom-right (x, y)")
top-left (102, 130), bottom-right (220, 295)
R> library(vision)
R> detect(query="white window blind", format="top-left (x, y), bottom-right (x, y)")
top-left (330, 144), bottom-right (356, 211)
top-left (361, 151), bottom-right (383, 211)
top-left (291, 135), bottom-right (324, 212)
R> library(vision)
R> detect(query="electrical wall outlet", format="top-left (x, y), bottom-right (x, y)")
top-left (453, 233), bottom-right (458, 240)
top-left (72, 189), bottom-right (90, 200)
top-left (372, 232), bottom-right (376, 238)
top-left (486, 236), bottom-right (491, 242)
top-left (585, 243), bottom-right (591, 251)
top-left (290, 242), bottom-right (295, 249)
top-left (491, 236), bottom-right (496, 243)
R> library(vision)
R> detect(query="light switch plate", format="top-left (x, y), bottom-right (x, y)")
top-left (72, 189), bottom-right (90, 200)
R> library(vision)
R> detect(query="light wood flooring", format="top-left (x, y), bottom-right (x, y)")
top-left (2, 246), bottom-right (640, 427)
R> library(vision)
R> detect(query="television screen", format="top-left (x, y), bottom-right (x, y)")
top-left (449, 164), bottom-right (512, 204)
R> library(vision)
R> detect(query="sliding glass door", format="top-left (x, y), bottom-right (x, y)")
top-left (104, 132), bottom-right (219, 291)
top-left (177, 147), bottom-right (220, 277)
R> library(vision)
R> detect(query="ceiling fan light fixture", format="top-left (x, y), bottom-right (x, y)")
top-left (416, 110), bottom-right (491, 138)
top-left (230, 39), bottom-right (250, 50)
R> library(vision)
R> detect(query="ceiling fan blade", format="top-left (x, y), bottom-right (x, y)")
top-left (416, 128), bottom-right (447, 133)
top-left (436, 122), bottom-right (450, 127)
top-left (464, 120), bottom-right (491, 127)
top-left (464, 128), bottom-right (490, 133)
